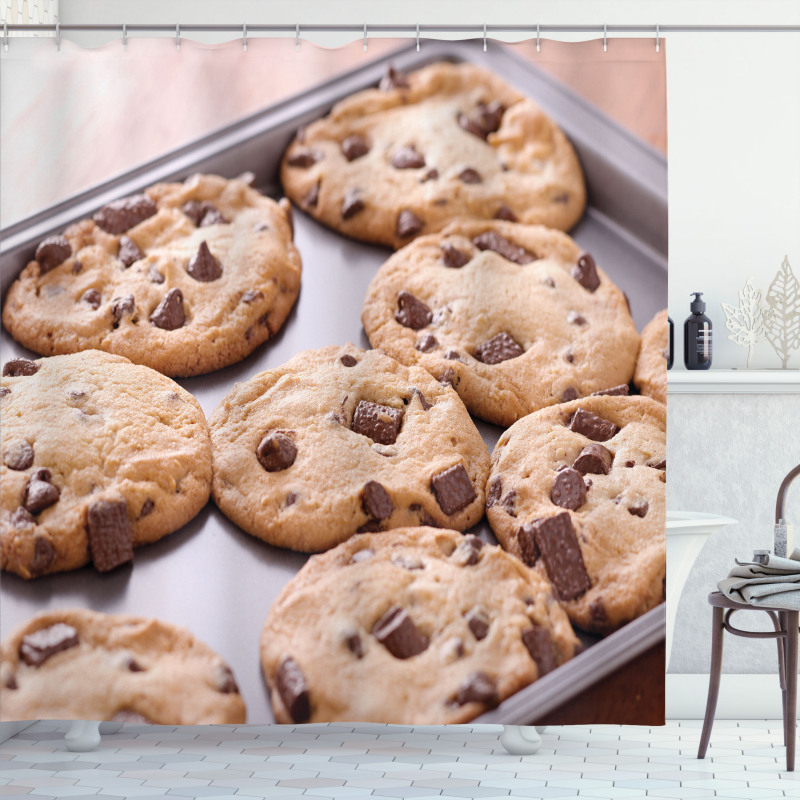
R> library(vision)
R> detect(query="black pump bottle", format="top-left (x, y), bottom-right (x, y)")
top-left (684, 292), bottom-right (712, 370)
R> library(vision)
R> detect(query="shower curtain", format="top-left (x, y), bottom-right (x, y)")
top-left (0, 33), bottom-right (667, 725)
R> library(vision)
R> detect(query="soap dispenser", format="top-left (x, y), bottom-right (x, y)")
top-left (684, 292), bottom-right (712, 370)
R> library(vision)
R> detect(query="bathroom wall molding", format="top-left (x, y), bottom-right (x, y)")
top-left (668, 369), bottom-right (800, 394)
top-left (666, 674), bottom-right (783, 718)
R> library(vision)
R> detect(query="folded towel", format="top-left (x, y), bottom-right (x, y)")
top-left (718, 547), bottom-right (800, 610)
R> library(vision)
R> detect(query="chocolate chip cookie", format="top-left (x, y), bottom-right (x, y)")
top-left (2, 174), bottom-right (301, 377)
top-left (1, 351), bottom-right (212, 579)
top-left (362, 221), bottom-right (640, 427)
top-left (261, 526), bottom-right (579, 724)
top-left (209, 345), bottom-right (490, 552)
top-left (634, 309), bottom-right (668, 404)
top-left (280, 62), bottom-right (586, 249)
top-left (0, 609), bottom-right (246, 723)
top-left (486, 395), bottom-right (665, 634)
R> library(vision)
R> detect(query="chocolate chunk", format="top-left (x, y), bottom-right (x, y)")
top-left (215, 665), bottom-right (240, 694)
top-left (452, 534), bottom-right (484, 566)
top-left (276, 656), bottom-right (311, 722)
top-left (2, 358), bottom-right (39, 377)
top-left (392, 554), bottom-right (424, 570)
top-left (473, 231), bottom-right (536, 264)
top-left (186, 241), bottom-right (222, 282)
top-left (457, 100), bottom-right (504, 139)
top-left (567, 311), bottom-right (586, 326)
top-left (0, 387), bottom-right (9, 397)
top-left (551, 467), bottom-right (587, 510)
top-left (591, 384), bottom-right (629, 397)
top-left (459, 168), bottom-right (482, 184)
top-left (30, 536), bottom-right (55, 575)
top-left (568, 408), bottom-right (618, 442)
top-left (182, 200), bottom-right (226, 227)
top-left (81, 289), bottom-right (102, 309)
top-left (396, 209), bottom-right (424, 239)
top-left (20, 624), bottom-right (79, 667)
top-left (342, 135), bottom-right (369, 161)
top-left (466, 609), bottom-right (490, 641)
top-left (522, 626), bottom-right (557, 676)
top-left (455, 671), bottom-right (499, 707)
top-left (302, 181), bottom-right (320, 208)
top-left (395, 290), bottom-right (432, 329)
top-left (139, 498), bottom-right (154, 518)
top-left (352, 400), bottom-right (403, 445)
top-left (444, 350), bottom-right (461, 361)
top-left (561, 387), bottom-right (579, 402)
top-left (285, 492), bottom-right (298, 507)
top-left (415, 333), bottom-right (438, 352)
top-left (379, 65), bottom-right (409, 90)
top-left (421, 168), bottom-right (439, 182)
top-left (573, 444), bottom-right (613, 475)
top-left (361, 481), bottom-right (393, 520)
top-left (651, 459), bottom-right (666, 470)
top-left (9, 507), bottom-right (35, 528)
top-left (72, 260), bottom-right (83, 274)
top-left (350, 548), bottom-right (375, 564)
top-left (87, 499), bottom-right (134, 573)
top-left (148, 266), bottom-right (165, 284)
top-left (4, 673), bottom-right (17, 690)
top-left (570, 252), bottom-right (601, 292)
top-left (499, 489), bottom-right (518, 517)
top-left (564, 351), bottom-right (574, 364)
top-left (431, 464), bottom-right (476, 515)
top-left (24, 470), bottom-right (60, 514)
top-left (93, 194), bottom-right (157, 235)
top-left (474, 331), bottom-right (524, 364)
top-left (340, 354), bottom-right (358, 367)
top-left (287, 147), bottom-right (321, 168)
top-left (118, 235), bottom-right (143, 267)
top-left (486, 477), bottom-right (503, 508)
top-left (35, 235), bottom-right (72, 273)
top-left (342, 189), bottom-right (364, 219)
top-left (111, 710), bottom-right (153, 724)
top-left (4, 440), bottom-right (34, 471)
top-left (525, 512), bottom-right (591, 601)
top-left (257, 431), bottom-right (297, 472)
top-left (553, 192), bottom-right (570, 204)
top-left (494, 205), bottom-right (517, 221)
top-left (372, 606), bottom-right (429, 659)
top-left (624, 461), bottom-right (635, 468)
top-left (440, 368), bottom-right (459, 388)
top-left (345, 632), bottom-right (364, 659)
top-left (628, 499), bottom-right (649, 518)
top-left (149, 288), bottom-right (185, 330)
top-left (111, 294), bottom-right (135, 323)
top-left (391, 146), bottom-right (426, 169)
top-left (409, 503), bottom-right (437, 527)
top-left (241, 290), bottom-right (263, 304)
top-left (411, 387), bottom-right (431, 410)
top-left (441, 243), bottom-right (471, 268)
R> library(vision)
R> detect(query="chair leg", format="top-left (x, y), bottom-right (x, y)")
top-left (698, 606), bottom-right (725, 759)
top-left (785, 612), bottom-right (798, 772)
top-left (777, 611), bottom-right (788, 746)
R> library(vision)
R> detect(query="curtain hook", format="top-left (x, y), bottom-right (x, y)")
top-left (656, 23), bottom-right (660, 53)
top-left (176, 23), bottom-right (180, 52)
top-left (603, 23), bottom-right (607, 53)
top-left (363, 23), bottom-right (367, 52)
top-left (122, 23), bottom-right (127, 51)
top-left (483, 23), bottom-right (487, 52)
top-left (3, 22), bottom-right (8, 52)
top-left (242, 23), bottom-right (247, 51)
top-left (55, 22), bottom-right (60, 51)
top-left (536, 23), bottom-right (541, 53)
top-left (416, 22), bottom-right (420, 52)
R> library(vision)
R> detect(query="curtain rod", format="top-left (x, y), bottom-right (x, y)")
top-left (3, 23), bottom-right (800, 34)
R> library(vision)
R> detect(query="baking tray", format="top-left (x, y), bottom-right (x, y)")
top-left (0, 40), bottom-right (667, 725)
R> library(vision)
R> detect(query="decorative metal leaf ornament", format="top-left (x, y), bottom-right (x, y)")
top-left (720, 279), bottom-right (771, 367)
top-left (764, 256), bottom-right (800, 369)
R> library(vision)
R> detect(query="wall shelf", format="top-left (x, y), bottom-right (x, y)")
top-left (668, 369), bottom-right (800, 394)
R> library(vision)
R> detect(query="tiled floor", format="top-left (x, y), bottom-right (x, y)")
top-left (0, 720), bottom-right (797, 799)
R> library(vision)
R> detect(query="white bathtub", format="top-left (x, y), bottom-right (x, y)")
top-left (665, 511), bottom-right (738, 659)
